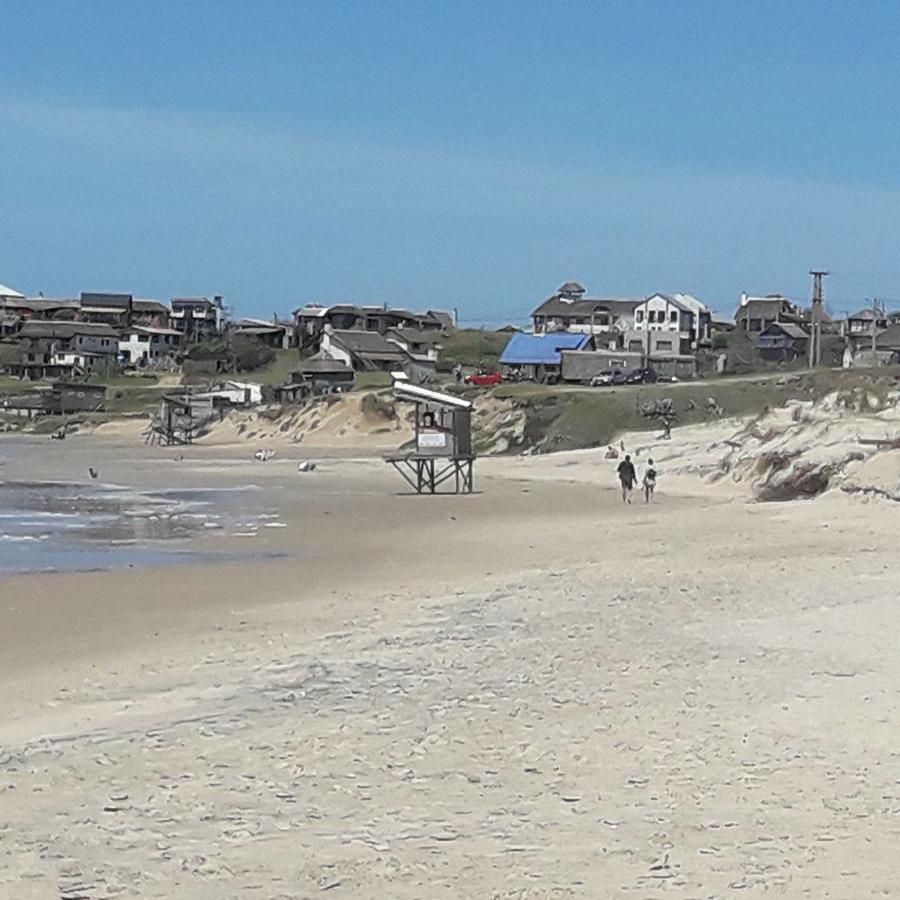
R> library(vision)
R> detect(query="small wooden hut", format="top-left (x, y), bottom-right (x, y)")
top-left (149, 394), bottom-right (197, 445)
top-left (385, 382), bottom-right (475, 494)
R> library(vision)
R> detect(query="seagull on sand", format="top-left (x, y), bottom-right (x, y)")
top-left (88, 467), bottom-right (98, 480)
top-left (298, 461), bottom-right (316, 472)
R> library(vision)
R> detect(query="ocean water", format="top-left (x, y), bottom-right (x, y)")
top-left (0, 480), bottom-right (282, 575)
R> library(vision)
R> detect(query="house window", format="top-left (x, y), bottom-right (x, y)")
top-left (656, 340), bottom-right (672, 350)
top-left (670, 310), bottom-right (678, 323)
top-left (636, 310), bottom-right (644, 323)
top-left (749, 318), bottom-right (762, 331)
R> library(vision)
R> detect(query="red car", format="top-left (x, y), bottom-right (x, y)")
top-left (465, 371), bottom-right (501, 386)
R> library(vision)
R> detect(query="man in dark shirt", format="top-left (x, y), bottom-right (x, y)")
top-left (617, 454), bottom-right (637, 504)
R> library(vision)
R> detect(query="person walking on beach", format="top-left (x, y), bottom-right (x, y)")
top-left (453, 363), bottom-right (463, 384)
top-left (617, 454), bottom-right (636, 504)
top-left (643, 458), bottom-right (657, 504)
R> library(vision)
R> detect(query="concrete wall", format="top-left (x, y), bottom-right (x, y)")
top-left (561, 350), bottom-right (643, 382)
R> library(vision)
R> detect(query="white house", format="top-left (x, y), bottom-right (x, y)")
top-left (632, 292), bottom-right (711, 349)
top-left (52, 350), bottom-right (113, 372)
top-left (119, 326), bottom-right (183, 365)
top-left (193, 381), bottom-right (263, 405)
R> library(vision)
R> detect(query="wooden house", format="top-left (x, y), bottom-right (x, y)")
top-left (756, 322), bottom-right (809, 362)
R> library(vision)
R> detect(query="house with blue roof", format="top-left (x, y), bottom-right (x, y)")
top-left (499, 332), bottom-right (591, 382)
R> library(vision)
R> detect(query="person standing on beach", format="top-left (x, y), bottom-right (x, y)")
top-left (617, 454), bottom-right (636, 504)
top-left (643, 458), bottom-right (657, 504)
top-left (453, 363), bottom-right (463, 384)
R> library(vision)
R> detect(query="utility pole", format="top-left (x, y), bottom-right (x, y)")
top-left (871, 297), bottom-right (885, 361)
top-left (808, 269), bottom-right (829, 367)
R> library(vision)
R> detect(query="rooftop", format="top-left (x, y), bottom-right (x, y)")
top-left (499, 331), bottom-right (591, 365)
top-left (329, 329), bottom-right (405, 358)
top-left (297, 353), bottom-right (353, 374)
top-left (172, 296), bottom-right (219, 308)
top-left (129, 325), bottom-right (182, 336)
top-left (387, 327), bottom-right (443, 346)
top-left (133, 298), bottom-right (170, 313)
top-left (531, 295), bottom-right (642, 319)
top-left (393, 381), bottom-right (473, 410)
top-left (764, 322), bottom-right (809, 339)
top-left (0, 297), bottom-right (80, 311)
top-left (641, 293), bottom-right (696, 313)
top-left (19, 320), bottom-right (120, 339)
top-left (80, 292), bottom-right (133, 309)
top-left (876, 324), bottom-right (900, 349)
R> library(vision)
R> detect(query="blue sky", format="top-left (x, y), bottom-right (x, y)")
top-left (3, 1), bottom-right (900, 322)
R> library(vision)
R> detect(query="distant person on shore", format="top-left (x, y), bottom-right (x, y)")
top-left (453, 363), bottom-right (463, 384)
top-left (643, 458), bottom-right (657, 504)
top-left (617, 454), bottom-right (636, 504)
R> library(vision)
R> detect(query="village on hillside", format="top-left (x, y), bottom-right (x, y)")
top-left (0, 274), bottom-right (899, 425)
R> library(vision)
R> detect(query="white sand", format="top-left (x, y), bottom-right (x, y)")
top-left (1, 430), bottom-right (899, 897)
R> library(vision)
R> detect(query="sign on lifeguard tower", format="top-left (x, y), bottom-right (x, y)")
top-left (385, 382), bottom-right (475, 494)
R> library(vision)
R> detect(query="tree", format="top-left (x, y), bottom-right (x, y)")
top-left (230, 335), bottom-right (275, 372)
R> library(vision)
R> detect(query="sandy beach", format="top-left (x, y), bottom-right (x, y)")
top-left (1, 429), bottom-right (899, 898)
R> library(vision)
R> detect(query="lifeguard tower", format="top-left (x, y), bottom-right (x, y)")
top-left (385, 382), bottom-right (475, 494)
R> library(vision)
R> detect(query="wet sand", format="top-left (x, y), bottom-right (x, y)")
top-left (1, 433), bottom-right (899, 897)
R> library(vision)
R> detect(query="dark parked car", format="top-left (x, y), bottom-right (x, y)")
top-left (625, 367), bottom-right (659, 384)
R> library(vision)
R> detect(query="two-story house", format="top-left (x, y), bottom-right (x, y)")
top-left (119, 326), bottom-right (183, 365)
top-left (319, 327), bottom-right (406, 371)
top-left (0, 296), bottom-right (81, 338)
top-left (842, 306), bottom-right (900, 354)
top-left (630, 293), bottom-right (712, 355)
top-left (292, 303), bottom-right (448, 352)
top-left (79, 292), bottom-right (134, 327)
top-left (131, 299), bottom-right (172, 329)
top-left (7, 321), bottom-right (119, 378)
top-left (385, 327), bottom-right (441, 362)
top-left (170, 296), bottom-right (224, 342)
top-left (79, 292), bottom-right (172, 330)
top-left (232, 318), bottom-right (292, 348)
top-left (530, 282), bottom-right (641, 341)
top-left (734, 293), bottom-right (805, 335)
